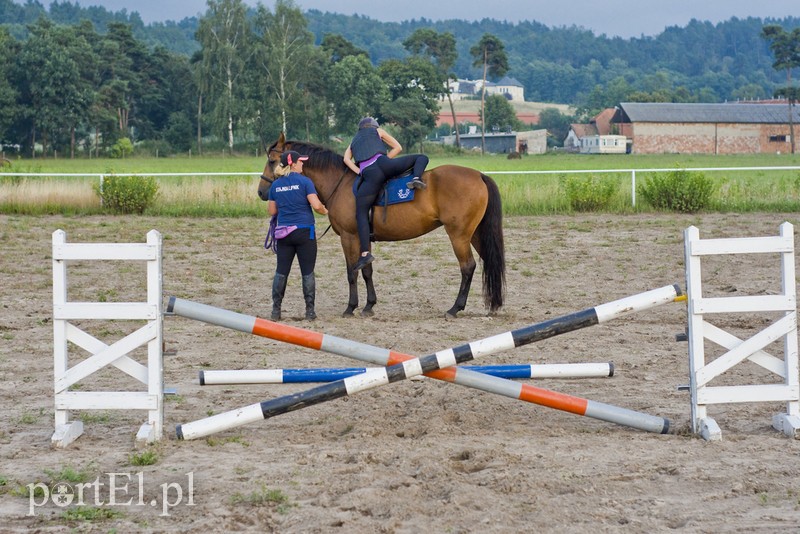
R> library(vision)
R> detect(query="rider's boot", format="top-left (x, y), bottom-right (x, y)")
top-left (271, 273), bottom-right (287, 321)
top-left (302, 273), bottom-right (317, 320)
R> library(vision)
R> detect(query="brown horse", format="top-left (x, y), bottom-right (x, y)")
top-left (258, 133), bottom-right (505, 318)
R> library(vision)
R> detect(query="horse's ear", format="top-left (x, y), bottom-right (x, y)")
top-left (277, 132), bottom-right (286, 149)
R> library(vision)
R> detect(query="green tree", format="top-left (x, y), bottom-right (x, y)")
top-left (295, 46), bottom-right (333, 142)
top-left (327, 54), bottom-right (387, 133)
top-left (139, 46), bottom-right (196, 145)
top-left (253, 0), bottom-right (314, 136)
top-left (403, 29), bottom-right (460, 147)
top-left (196, 0), bottom-right (254, 153)
top-left (164, 112), bottom-right (193, 152)
top-left (189, 50), bottom-right (208, 154)
top-left (0, 27), bottom-right (21, 146)
top-left (576, 77), bottom-right (633, 119)
top-left (320, 33), bottom-right (369, 63)
top-left (470, 33), bottom-right (508, 154)
top-left (378, 56), bottom-right (442, 150)
top-left (80, 22), bottom-right (126, 155)
top-left (17, 19), bottom-right (92, 157)
top-left (100, 22), bottom-right (152, 140)
top-left (379, 97), bottom-right (431, 151)
top-left (761, 24), bottom-right (800, 154)
top-left (483, 94), bottom-right (522, 133)
top-left (537, 108), bottom-right (574, 148)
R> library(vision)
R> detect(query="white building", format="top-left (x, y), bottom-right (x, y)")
top-left (580, 135), bottom-right (627, 154)
top-left (446, 76), bottom-right (525, 101)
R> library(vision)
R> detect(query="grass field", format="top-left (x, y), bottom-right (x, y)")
top-left (2, 151), bottom-right (800, 216)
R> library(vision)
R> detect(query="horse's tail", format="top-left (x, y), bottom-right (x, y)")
top-left (478, 174), bottom-right (506, 312)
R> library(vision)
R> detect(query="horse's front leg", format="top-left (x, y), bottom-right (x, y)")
top-left (360, 262), bottom-right (377, 317)
top-left (344, 266), bottom-right (359, 316)
top-left (342, 235), bottom-right (361, 317)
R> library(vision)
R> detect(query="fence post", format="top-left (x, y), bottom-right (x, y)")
top-left (631, 170), bottom-right (636, 207)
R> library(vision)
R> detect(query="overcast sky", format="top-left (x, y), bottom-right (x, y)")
top-left (40, 0), bottom-right (799, 38)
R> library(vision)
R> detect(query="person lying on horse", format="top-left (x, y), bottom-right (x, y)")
top-left (343, 116), bottom-right (429, 272)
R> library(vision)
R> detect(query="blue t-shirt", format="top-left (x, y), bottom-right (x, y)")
top-left (267, 172), bottom-right (318, 226)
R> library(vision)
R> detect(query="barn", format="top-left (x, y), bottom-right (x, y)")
top-left (439, 130), bottom-right (547, 155)
top-left (613, 102), bottom-right (800, 154)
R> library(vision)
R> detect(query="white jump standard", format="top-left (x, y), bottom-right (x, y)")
top-left (684, 222), bottom-right (800, 440)
top-left (172, 285), bottom-right (682, 440)
top-left (52, 229), bottom-right (164, 447)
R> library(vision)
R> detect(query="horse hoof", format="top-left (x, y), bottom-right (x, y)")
top-left (361, 308), bottom-right (374, 317)
top-left (342, 309), bottom-right (355, 317)
top-left (445, 311), bottom-right (459, 320)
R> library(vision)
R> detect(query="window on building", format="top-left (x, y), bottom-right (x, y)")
top-left (769, 135), bottom-right (788, 142)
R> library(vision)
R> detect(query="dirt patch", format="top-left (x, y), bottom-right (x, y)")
top-left (2, 213), bottom-right (800, 532)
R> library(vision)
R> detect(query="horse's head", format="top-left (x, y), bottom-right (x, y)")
top-left (257, 132), bottom-right (287, 201)
top-left (258, 133), bottom-right (349, 202)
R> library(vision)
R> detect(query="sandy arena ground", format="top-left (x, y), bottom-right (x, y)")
top-left (1, 212), bottom-right (800, 532)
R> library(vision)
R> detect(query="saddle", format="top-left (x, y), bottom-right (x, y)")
top-left (353, 169), bottom-right (416, 241)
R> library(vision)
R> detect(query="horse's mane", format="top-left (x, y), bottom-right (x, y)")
top-left (279, 139), bottom-right (346, 174)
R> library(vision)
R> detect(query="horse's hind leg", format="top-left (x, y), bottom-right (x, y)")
top-left (445, 234), bottom-right (477, 319)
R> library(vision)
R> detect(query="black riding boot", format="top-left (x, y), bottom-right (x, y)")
top-left (271, 273), bottom-right (288, 321)
top-left (302, 273), bottom-right (316, 320)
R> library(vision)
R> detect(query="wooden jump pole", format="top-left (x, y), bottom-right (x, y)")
top-left (170, 284), bottom-right (682, 440)
top-left (198, 363), bottom-right (615, 385)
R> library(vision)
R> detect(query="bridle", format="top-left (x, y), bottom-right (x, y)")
top-left (259, 146), bottom-right (282, 185)
top-left (263, 145), bottom-right (350, 241)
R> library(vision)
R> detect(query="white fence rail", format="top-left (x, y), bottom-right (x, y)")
top-left (4, 166), bottom-right (800, 207)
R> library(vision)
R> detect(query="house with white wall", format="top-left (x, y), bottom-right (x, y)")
top-left (446, 77), bottom-right (525, 101)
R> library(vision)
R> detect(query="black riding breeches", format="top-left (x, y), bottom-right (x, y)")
top-left (275, 227), bottom-right (317, 276)
top-left (354, 154), bottom-right (429, 252)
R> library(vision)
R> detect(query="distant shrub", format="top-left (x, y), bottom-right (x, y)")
top-left (560, 174), bottom-right (617, 211)
top-left (638, 169), bottom-right (715, 213)
top-left (110, 138), bottom-right (134, 159)
top-left (93, 175), bottom-right (159, 214)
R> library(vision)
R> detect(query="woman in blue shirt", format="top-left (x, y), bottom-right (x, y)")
top-left (267, 150), bottom-right (328, 320)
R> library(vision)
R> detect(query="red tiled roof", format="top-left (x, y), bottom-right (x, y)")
top-left (592, 108), bottom-right (616, 135)
top-left (436, 112), bottom-right (540, 127)
top-left (569, 123), bottom-right (598, 137)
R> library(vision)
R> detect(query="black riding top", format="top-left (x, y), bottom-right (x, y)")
top-left (349, 128), bottom-right (387, 164)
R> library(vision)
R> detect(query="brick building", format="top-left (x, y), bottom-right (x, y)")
top-left (612, 102), bottom-right (800, 154)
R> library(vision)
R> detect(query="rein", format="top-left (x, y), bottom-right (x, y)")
top-left (313, 168), bottom-right (349, 242)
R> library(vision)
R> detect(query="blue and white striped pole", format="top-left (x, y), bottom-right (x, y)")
top-left (198, 362), bottom-right (615, 385)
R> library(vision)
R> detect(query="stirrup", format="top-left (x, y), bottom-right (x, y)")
top-left (407, 178), bottom-right (426, 190)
